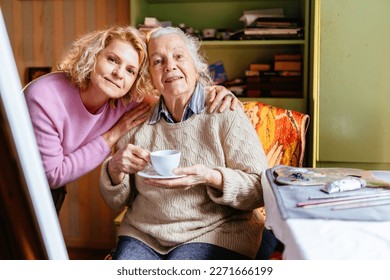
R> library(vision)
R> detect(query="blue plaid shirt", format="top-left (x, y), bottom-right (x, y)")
top-left (149, 83), bottom-right (205, 124)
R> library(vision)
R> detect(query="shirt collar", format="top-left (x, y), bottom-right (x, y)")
top-left (149, 83), bottom-right (205, 124)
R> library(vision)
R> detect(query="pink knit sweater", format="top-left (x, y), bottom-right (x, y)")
top-left (24, 72), bottom-right (139, 188)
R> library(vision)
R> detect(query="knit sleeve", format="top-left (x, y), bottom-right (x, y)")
top-left (99, 157), bottom-right (132, 212)
top-left (25, 91), bottom-right (110, 188)
top-left (207, 108), bottom-right (268, 210)
top-left (47, 135), bottom-right (110, 188)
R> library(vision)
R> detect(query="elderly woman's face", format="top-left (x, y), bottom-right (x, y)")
top-left (148, 34), bottom-right (197, 99)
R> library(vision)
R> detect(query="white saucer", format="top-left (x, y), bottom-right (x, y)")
top-left (137, 168), bottom-right (186, 179)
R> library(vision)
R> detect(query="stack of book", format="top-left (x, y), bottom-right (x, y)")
top-left (137, 17), bottom-right (172, 35)
top-left (245, 54), bottom-right (303, 98)
top-left (239, 9), bottom-right (304, 40)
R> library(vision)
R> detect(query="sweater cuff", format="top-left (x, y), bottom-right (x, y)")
top-left (100, 158), bottom-right (130, 211)
top-left (207, 167), bottom-right (263, 210)
top-left (101, 157), bottom-right (129, 186)
top-left (207, 167), bottom-right (239, 203)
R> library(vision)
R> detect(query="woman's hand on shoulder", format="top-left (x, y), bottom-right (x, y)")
top-left (142, 95), bottom-right (159, 105)
top-left (102, 102), bottom-right (150, 148)
top-left (206, 85), bottom-right (243, 113)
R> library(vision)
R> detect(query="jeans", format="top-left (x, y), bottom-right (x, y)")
top-left (255, 228), bottom-right (281, 260)
top-left (51, 185), bottom-right (67, 214)
top-left (113, 236), bottom-right (250, 260)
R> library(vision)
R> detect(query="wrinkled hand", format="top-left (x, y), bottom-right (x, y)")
top-left (102, 102), bottom-right (150, 148)
top-left (108, 144), bottom-right (150, 185)
top-left (143, 164), bottom-right (223, 191)
top-left (206, 85), bottom-right (243, 113)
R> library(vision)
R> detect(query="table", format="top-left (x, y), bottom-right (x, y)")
top-left (261, 167), bottom-right (390, 260)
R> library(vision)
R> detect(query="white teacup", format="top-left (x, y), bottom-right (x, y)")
top-left (150, 150), bottom-right (181, 176)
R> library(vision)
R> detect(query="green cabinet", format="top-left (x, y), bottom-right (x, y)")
top-left (312, 0), bottom-right (390, 169)
top-left (130, 0), bottom-right (311, 113)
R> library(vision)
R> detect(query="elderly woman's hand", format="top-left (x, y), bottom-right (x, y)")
top-left (143, 164), bottom-right (223, 191)
top-left (206, 85), bottom-right (243, 113)
top-left (108, 144), bottom-right (150, 185)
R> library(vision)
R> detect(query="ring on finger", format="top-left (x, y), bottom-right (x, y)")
top-left (225, 93), bottom-right (234, 98)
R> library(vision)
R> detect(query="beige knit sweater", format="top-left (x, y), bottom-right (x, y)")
top-left (100, 102), bottom-right (268, 259)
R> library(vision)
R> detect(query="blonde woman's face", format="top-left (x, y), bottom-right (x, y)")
top-left (148, 34), bottom-right (197, 100)
top-left (89, 39), bottom-right (140, 100)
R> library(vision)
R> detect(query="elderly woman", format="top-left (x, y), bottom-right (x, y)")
top-left (100, 27), bottom-right (268, 260)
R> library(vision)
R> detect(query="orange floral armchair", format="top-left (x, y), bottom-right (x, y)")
top-left (243, 101), bottom-right (309, 259)
top-left (242, 101), bottom-right (310, 169)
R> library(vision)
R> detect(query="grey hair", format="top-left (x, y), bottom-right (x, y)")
top-left (145, 27), bottom-right (214, 94)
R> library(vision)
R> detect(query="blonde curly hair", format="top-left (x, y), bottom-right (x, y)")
top-left (58, 25), bottom-right (149, 107)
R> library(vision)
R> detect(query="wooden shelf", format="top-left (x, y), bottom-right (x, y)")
top-left (201, 40), bottom-right (306, 47)
top-left (130, 0), bottom-right (310, 112)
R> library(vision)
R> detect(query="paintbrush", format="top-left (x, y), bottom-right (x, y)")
top-left (297, 191), bottom-right (390, 208)
top-left (331, 199), bottom-right (390, 210)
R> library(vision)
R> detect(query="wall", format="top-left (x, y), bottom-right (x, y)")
top-left (0, 0), bottom-right (129, 86)
top-left (0, 0), bottom-right (130, 250)
top-left (312, 0), bottom-right (390, 170)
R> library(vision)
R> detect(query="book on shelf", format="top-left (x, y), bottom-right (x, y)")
top-left (245, 70), bottom-right (302, 77)
top-left (244, 49), bottom-right (303, 98)
top-left (246, 82), bottom-right (302, 91)
top-left (274, 53), bottom-right (302, 61)
top-left (246, 73), bottom-right (302, 96)
top-left (246, 70), bottom-right (284, 77)
top-left (244, 34), bottom-right (303, 40)
top-left (239, 8), bottom-right (285, 27)
top-left (249, 64), bottom-right (271, 71)
top-left (245, 71), bottom-right (303, 98)
top-left (269, 76), bottom-right (302, 83)
top-left (246, 75), bottom-right (302, 84)
top-left (277, 70), bottom-right (302, 77)
top-left (252, 17), bottom-right (302, 28)
top-left (274, 60), bottom-right (302, 71)
top-left (244, 27), bottom-right (302, 36)
top-left (246, 76), bottom-right (267, 83)
top-left (238, 8), bottom-right (304, 40)
top-left (241, 30), bottom-right (304, 40)
top-left (245, 70), bottom-right (261, 77)
top-left (137, 17), bottom-right (172, 34)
